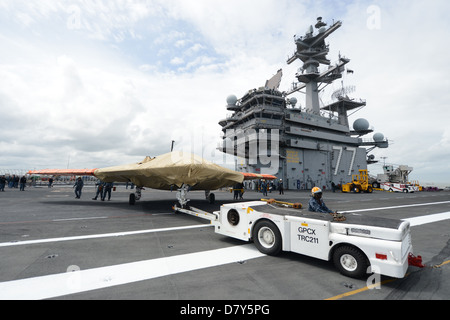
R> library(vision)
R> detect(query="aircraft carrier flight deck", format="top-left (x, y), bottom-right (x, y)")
top-left (0, 185), bottom-right (449, 301)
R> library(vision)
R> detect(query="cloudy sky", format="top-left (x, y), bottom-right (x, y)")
top-left (1, 0), bottom-right (449, 185)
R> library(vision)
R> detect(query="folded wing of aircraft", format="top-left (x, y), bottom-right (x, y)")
top-left (28, 151), bottom-right (276, 207)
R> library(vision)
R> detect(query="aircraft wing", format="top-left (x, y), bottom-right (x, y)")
top-left (28, 169), bottom-right (98, 176)
top-left (241, 172), bottom-right (277, 180)
top-left (28, 152), bottom-right (277, 190)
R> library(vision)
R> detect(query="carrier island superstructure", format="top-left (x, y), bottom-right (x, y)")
top-left (218, 17), bottom-right (388, 190)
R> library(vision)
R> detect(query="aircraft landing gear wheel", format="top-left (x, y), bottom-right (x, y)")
top-left (209, 193), bottom-right (215, 204)
top-left (333, 246), bottom-right (369, 279)
top-left (253, 220), bottom-right (282, 256)
top-left (129, 193), bottom-right (136, 205)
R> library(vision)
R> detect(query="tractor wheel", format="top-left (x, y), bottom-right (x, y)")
top-left (253, 220), bottom-right (282, 256)
top-left (333, 246), bottom-right (369, 279)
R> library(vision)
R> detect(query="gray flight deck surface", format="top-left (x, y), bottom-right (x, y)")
top-left (0, 185), bottom-right (449, 300)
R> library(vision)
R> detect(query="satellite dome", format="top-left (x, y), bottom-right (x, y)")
top-left (226, 95), bottom-right (237, 106)
top-left (289, 97), bottom-right (298, 106)
top-left (353, 118), bottom-right (370, 131)
top-left (373, 133), bottom-right (385, 142)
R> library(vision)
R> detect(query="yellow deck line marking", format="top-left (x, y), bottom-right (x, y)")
top-left (325, 279), bottom-right (397, 300)
top-left (325, 260), bottom-right (450, 300)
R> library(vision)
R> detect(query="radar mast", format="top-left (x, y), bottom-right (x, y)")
top-left (287, 17), bottom-right (349, 115)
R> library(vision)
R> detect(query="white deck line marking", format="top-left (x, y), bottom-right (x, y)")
top-left (0, 224), bottom-right (212, 247)
top-left (403, 211), bottom-right (450, 227)
top-left (0, 244), bottom-right (265, 300)
top-left (52, 217), bottom-right (108, 222)
top-left (341, 200), bottom-right (450, 213)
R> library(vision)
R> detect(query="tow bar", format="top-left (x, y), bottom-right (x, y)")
top-left (408, 253), bottom-right (425, 268)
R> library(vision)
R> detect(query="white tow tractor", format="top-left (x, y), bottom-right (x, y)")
top-left (175, 200), bottom-right (414, 279)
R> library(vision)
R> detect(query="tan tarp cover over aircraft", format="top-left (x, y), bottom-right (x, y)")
top-left (28, 152), bottom-right (277, 190)
top-left (94, 151), bottom-right (245, 190)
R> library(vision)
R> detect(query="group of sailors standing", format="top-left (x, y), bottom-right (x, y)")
top-left (72, 177), bottom-right (114, 201)
top-left (0, 175), bottom-right (28, 191)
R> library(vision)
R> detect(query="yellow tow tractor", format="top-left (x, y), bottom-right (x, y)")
top-left (341, 169), bottom-right (373, 193)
